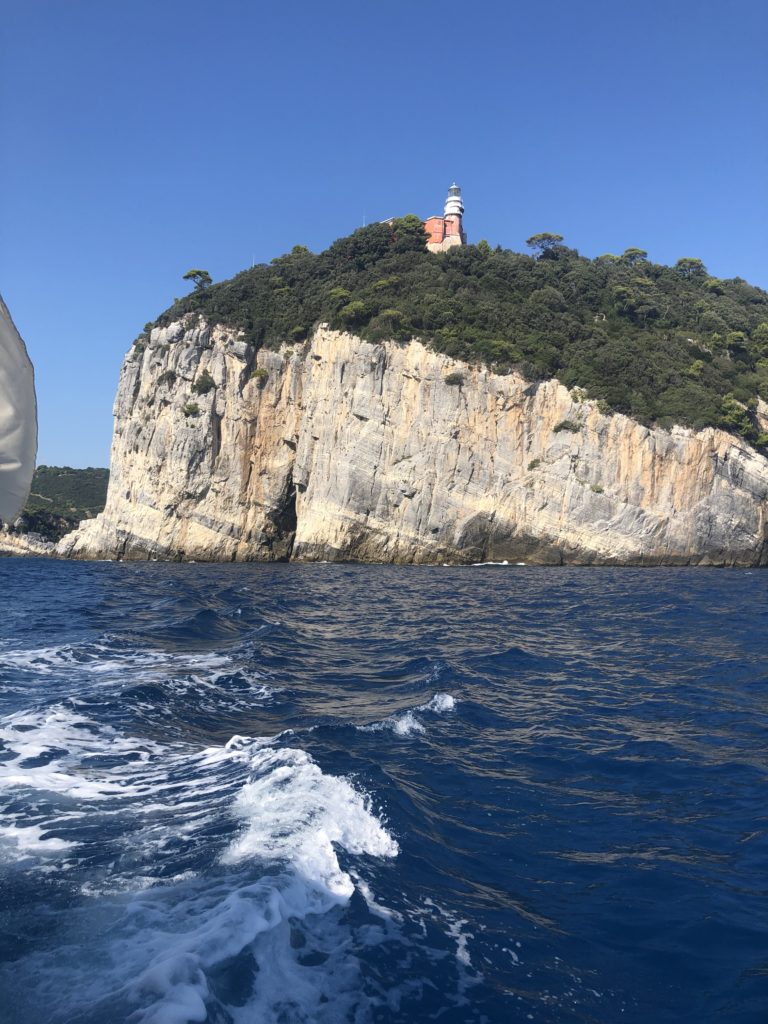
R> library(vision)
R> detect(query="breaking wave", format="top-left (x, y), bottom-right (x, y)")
top-left (358, 692), bottom-right (457, 736)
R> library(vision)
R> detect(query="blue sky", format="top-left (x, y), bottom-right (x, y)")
top-left (2, 0), bottom-right (766, 467)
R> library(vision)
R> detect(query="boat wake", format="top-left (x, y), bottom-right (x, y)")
top-left (0, 700), bottom-right (402, 1023)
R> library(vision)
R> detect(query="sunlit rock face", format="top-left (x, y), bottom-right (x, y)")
top-left (58, 320), bottom-right (768, 565)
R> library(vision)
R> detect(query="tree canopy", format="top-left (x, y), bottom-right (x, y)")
top-left (149, 219), bottom-right (768, 444)
top-left (525, 233), bottom-right (565, 258)
top-left (183, 269), bottom-right (212, 291)
top-left (622, 248), bottom-right (648, 266)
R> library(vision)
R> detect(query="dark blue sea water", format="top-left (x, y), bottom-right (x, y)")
top-left (1, 560), bottom-right (767, 1023)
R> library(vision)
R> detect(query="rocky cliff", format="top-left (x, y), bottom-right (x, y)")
top-left (0, 529), bottom-right (55, 558)
top-left (58, 319), bottom-right (768, 565)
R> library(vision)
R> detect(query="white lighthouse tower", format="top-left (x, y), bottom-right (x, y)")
top-left (444, 183), bottom-right (464, 219)
top-left (424, 183), bottom-right (467, 252)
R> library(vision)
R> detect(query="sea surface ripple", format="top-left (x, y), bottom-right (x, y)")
top-left (0, 560), bottom-right (766, 1023)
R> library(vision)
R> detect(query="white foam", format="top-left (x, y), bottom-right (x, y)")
top-left (222, 746), bottom-right (398, 894)
top-left (0, 640), bottom-right (276, 745)
top-left (352, 873), bottom-right (404, 923)
top-left (0, 706), bottom-right (166, 800)
top-left (359, 692), bottom-right (458, 736)
top-left (423, 897), bottom-right (481, 991)
top-left (0, 821), bottom-right (74, 856)
top-left (446, 916), bottom-right (473, 967)
top-left (112, 754), bottom-right (399, 1023)
top-left (0, 703), bottom-right (257, 875)
top-left (420, 692), bottom-right (457, 713)
top-left (361, 710), bottom-right (425, 736)
top-left (0, 640), bottom-right (269, 695)
top-left (0, 640), bottom-right (214, 675)
top-left (0, 702), bottom-right (401, 1023)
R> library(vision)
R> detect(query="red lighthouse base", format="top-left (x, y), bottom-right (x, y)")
top-left (424, 213), bottom-right (466, 253)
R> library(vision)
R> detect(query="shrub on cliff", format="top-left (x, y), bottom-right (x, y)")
top-left (191, 370), bottom-right (215, 395)
top-left (149, 219), bottom-right (768, 439)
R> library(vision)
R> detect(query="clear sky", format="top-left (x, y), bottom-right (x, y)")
top-left (2, 0), bottom-right (766, 467)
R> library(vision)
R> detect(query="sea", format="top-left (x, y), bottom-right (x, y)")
top-left (0, 559), bottom-right (766, 1024)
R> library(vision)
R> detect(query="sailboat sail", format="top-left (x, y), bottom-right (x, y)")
top-left (0, 295), bottom-right (37, 523)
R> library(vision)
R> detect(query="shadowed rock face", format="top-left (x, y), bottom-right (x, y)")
top-left (58, 320), bottom-right (768, 565)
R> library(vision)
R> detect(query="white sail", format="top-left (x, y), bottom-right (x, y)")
top-left (0, 295), bottom-right (37, 523)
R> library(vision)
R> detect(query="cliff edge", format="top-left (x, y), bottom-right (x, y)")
top-left (57, 319), bottom-right (768, 565)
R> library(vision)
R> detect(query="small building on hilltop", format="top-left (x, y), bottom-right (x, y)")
top-left (424, 183), bottom-right (466, 252)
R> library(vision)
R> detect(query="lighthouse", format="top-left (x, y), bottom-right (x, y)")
top-left (424, 183), bottom-right (467, 253)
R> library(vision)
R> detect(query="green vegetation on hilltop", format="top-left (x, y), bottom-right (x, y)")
top-left (148, 216), bottom-right (768, 441)
top-left (15, 466), bottom-right (109, 541)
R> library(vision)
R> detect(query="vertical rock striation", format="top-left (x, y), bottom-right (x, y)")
top-left (58, 319), bottom-right (768, 565)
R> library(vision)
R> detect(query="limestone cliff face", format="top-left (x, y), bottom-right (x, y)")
top-left (0, 529), bottom-right (55, 558)
top-left (58, 319), bottom-right (768, 565)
